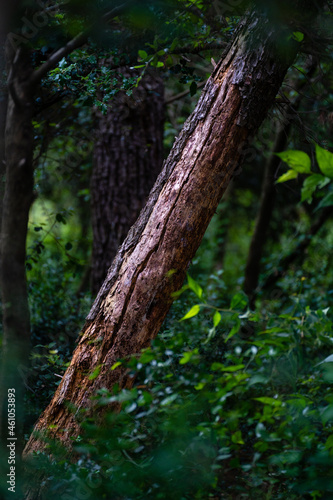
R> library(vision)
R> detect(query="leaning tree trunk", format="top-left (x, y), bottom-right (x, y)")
top-left (24, 9), bottom-right (301, 456)
top-left (91, 70), bottom-right (164, 295)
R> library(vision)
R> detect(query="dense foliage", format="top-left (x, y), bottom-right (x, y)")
top-left (1, 1), bottom-right (333, 499)
top-left (25, 269), bottom-right (333, 499)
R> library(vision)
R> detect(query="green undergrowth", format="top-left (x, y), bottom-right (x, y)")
top-left (25, 276), bottom-right (333, 500)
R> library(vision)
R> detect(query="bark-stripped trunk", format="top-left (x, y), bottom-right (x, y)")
top-left (0, 46), bottom-right (34, 457)
top-left (243, 63), bottom-right (317, 308)
top-left (23, 9), bottom-right (300, 459)
top-left (91, 71), bottom-right (164, 295)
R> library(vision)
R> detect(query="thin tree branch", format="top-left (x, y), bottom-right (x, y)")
top-left (165, 81), bottom-right (206, 104)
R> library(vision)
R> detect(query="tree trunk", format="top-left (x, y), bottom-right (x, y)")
top-left (243, 121), bottom-right (291, 308)
top-left (0, 75), bottom-right (6, 250)
top-left (91, 70), bottom-right (164, 295)
top-left (243, 63), bottom-right (317, 308)
top-left (23, 8), bottom-right (301, 459)
top-left (0, 44), bottom-right (34, 467)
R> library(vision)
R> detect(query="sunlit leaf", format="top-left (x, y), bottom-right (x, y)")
top-left (180, 304), bottom-right (200, 321)
top-left (221, 364), bottom-right (245, 372)
top-left (111, 361), bottom-right (122, 370)
top-left (179, 350), bottom-right (195, 364)
top-left (231, 431), bottom-right (244, 444)
top-left (292, 31), bottom-right (304, 42)
top-left (316, 144), bottom-right (333, 178)
top-left (187, 274), bottom-right (203, 299)
top-left (276, 150), bottom-right (311, 173)
top-left (213, 310), bottom-right (222, 327)
top-left (276, 169), bottom-right (298, 183)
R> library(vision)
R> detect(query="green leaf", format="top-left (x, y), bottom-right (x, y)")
top-left (276, 169), bottom-right (298, 183)
top-left (317, 353), bottom-right (333, 365)
top-left (139, 350), bottom-right (155, 364)
top-left (171, 284), bottom-right (189, 298)
top-left (155, 61), bottom-right (164, 68)
top-left (190, 81), bottom-right (197, 96)
top-left (180, 304), bottom-right (200, 321)
top-left (179, 350), bottom-right (195, 365)
top-left (210, 362), bottom-right (224, 371)
top-left (195, 382), bottom-right (205, 390)
top-left (135, 76), bottom-right (143, 87)
top-left (292, 31), bottom-right (304, 42)
top-left (276, 150), bottom-right (311, 173)
top-left (56, 213), bottom-right (66, 224)
top-left (321, 405), bottom-right (333, 424)
top-left (316, 144), bottom-right (333, 178)
top-left (187, 274), bottom-right (203, 299)
top-left (221, 364), bottom-right (245, 372)
top-left (138, 50), bottom-right (148, 60)
top-left (213, 310), bottom-right (222, 327)
top-left (111, 361), bottom-right (122, 370)
top-left (316, 191), bottom-right (333, 210)
top-left (88, 365), bottom-right (101, 380)
top-left (230, 292), bottom-right (247, 310)
top-left (231, 431), bottom-right (244, 444)
top-left (203, 327), bottom-right (216, 345)
top-left (160, 393), bottom-right (178, 406)
top-left (301, 174), bottom-right (326, 203)
top-left (325, 434), bottom-right (333, 449)
top-left (254, 397), bottom-right (282, 406)
top-left (225, 318), bottom-right (241, 342)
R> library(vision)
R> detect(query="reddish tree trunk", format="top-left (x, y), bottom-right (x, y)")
top-left (24, 10), bottom-right (299, 457)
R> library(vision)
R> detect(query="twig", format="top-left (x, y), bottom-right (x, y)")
top-left (166, 81), bottom-right (206, 104)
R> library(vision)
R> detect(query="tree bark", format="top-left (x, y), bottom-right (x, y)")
top-left (0, 67), bottom-right (6, 250)
top-left (90, 70), bottom-right (165, 295)
top-left (0, 44), bottom-right (34, 460)
top-left (243, 63), bottom-right (317, 308)
top-left (23, 9), bottom-right (300, 458)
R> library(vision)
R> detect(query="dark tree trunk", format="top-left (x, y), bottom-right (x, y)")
top-left (243, 121), bottom-right (290, 308)
top-left (0, 4), bottom-right (10, 264)
top-left (24, 9), bottom-right (300, 461)
top-left (90, 70), bottom-right (165, 294)
top-left (0, 45), bottom-right (34, 485)
top-left (243, 63), bottom-right (317, 308)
